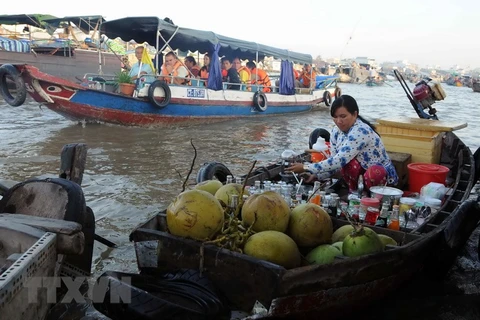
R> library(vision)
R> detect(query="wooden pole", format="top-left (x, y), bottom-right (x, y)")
top-left (59, 143), bottom-right (87, 185)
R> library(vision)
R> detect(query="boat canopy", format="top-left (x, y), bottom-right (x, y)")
top-left (100, 16), bottom-right (312, 64)
top-left (42, 16), bottom-right (105, 34)
top-left (0, 14), bottom-right (58, 29)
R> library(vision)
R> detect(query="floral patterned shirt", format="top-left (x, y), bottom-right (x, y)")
top-left (308, 119), bottom-right (399, 185)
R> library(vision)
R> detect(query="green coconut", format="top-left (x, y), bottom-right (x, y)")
top-left (287, 203), bottom-right (333, 247)
top-left (331, 225), bottom-right (355, 243)
top-left (215, 183), bottom-right (248, 207)
top-left (342, 226), bottom-right (384, 257)
top-left (306, 244), bottom-right (342, 265)
top-left (194, 180), bottom-right (223, 195)
top-left (241, 191), bottom-right (290, 233)
top-left (331, 241), bottom-right (343, 253)
top-left (244, 230), bottom-right (301, 269)
top-left (166, 189), bottom-right (224, 240)
top-left (378, 234), bottom-right (398, 247)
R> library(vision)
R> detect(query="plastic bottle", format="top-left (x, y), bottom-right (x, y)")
top-left (388, 205), bottom-right (400, 230)
top-left (375, 205), bottom-right (389, 227)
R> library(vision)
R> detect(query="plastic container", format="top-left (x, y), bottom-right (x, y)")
top-left (407, 163), bottom-right (449, 193)
top-left (360, 197), bottom-right (380, 214)
top-left (399, 197), bottom-right (417, 216)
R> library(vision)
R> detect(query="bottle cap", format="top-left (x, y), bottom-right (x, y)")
top-left (312, 137), bottom-right (329, 151)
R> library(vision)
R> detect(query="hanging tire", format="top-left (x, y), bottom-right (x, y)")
top-left (253, 91), bottom-right (267, 112)
top-left (334, 87), bottom-right (342, 99)
top-left (92, 269), bottom-right (226, 320)
top-left (309, 128), bottom-right (331, 149)
top-left (196, 162), bottom-right (233, 183)
top-left (0, 64), bottom-right (27, 107)
top-left (148, 80), bottom-right (171, 108)
top-left (323, 91), bottom-right (332, 107)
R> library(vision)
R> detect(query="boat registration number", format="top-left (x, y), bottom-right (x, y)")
top-left (187, 89), bottom-right (205, 98)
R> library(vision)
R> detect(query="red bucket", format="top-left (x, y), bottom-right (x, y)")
top-left (407, 163), bottom-right (449, 193)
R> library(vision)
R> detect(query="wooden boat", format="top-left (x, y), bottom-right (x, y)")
top-left (0, 14), bottom-right (121, 83)
top-left (123, 73), bottom-right (480, 319)
top-left (365, 77), bottom-right (384, 86)
top-left (0, 16), bottom-right (338, 126)
top-left (472, 81), bottom-right (480, 93)
top-left (0, 144), bottom-right (97, 320)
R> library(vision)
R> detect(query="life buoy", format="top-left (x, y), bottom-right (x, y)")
top-left (334, 87), bottom-right (342, 99)
top-left (148, 80), bottom-right (171, 108)
top-left (309, 128), bottom-right (331, 149)
top-left (196, 162), bottom-right (233, 183)
top-left (323, 91), bottom-right (332, 107)
top-left (0, 64), bottom-right (27, 107)
top-left (253, 91), bottom-right (267, 112)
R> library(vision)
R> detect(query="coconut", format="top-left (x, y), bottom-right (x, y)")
top-left (306, 244), bottom-right (342, 265)
top-left (331, 224), bottom-right (355, 243)
top-left (378, 234), bottom-right (398, 247)
top-left (287, 203), bottom-right (333, 247)
top-left (331, 241), bottom-right (343, 253)
top-left (166, 189), bottom-right (224, 240)
top-left (215, 183), bottom-right (247, 207)
top-left (342, 226), bottom-right (384, 257)
top-left (241, 191), bottom-right (290, 232)
top-left (244, 230), bottom-right (301, 269)
top-left (194, 180), bottom-right (223, 195)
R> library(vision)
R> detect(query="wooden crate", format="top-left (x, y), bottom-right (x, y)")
top-left (377, 117), bottom-right (467, 164)
top-left (387, 151), bottom-right (411, 190)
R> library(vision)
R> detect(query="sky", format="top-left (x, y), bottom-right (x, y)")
top-left (3, 0), bottom-right (480, 69)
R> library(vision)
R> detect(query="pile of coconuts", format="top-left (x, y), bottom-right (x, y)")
top-left (166, 179), bottom-right (399, 270)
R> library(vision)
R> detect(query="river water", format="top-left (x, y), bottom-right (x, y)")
top-left (1, 81), bottom-right (480, 319)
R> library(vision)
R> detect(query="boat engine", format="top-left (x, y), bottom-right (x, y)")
top-left (412, 78), bottom-right (447, 109)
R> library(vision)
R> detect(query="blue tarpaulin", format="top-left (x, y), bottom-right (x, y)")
top-left (279, 60), bottom-right (295, 95)
top-left (0, 36), bottom-right (30, 52)
top-left (207, 43), bottom-right (223, 91)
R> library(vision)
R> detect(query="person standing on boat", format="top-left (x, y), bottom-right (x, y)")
top-left (128, 46), bottom-right (155, 81)
top-left (160, 52), bottom-right (189, 85)
top-left (286, 95), bottom-right (398, 192)
top-left (220, 57), bottom-right (241, 90)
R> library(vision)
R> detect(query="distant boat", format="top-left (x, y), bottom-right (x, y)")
top-left (0, 14), bottom-right (121, 83)
top-left (473, 81), bottom-right (480, 93)
top-left (365, 77), bottom-right (385, 86)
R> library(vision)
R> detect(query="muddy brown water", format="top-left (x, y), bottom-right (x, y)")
top-left (1, 82), bottom-right (480, 319)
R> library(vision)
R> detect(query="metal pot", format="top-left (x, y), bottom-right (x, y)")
top-left (369, 186), bottom-right (403, 207)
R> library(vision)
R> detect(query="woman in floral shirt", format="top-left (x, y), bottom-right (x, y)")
top-left (287, 95), bottom-right (398, 192)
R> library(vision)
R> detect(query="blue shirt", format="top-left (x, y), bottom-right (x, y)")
top-left (309, 119), bottom-right (398, 185)
top-left (128, 62), bottom-right (154, 78)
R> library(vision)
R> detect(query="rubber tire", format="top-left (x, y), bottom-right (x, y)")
top-left (334, 87), bottom-right (342, 99)
top-left (253, 91), bottom-right (267, 112)
top-left (196, 162), bottom-right (233, 183)
top-left (148, 80), bottom-right (171, 108)
top-left (323, 90), bottom-right (332, 107)
top-left (309, 128), bottom-right (331, 149)
top-left (0, 64), bottom-right (27, 107)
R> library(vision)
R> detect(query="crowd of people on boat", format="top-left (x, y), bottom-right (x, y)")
top-left (126, 47), bottom-right (320, 92)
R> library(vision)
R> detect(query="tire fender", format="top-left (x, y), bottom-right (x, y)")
top-left (334, 87), bottom-right (342, 99)
top-left (253, 91), bottom-right (268, 112)
top-left (0, 64), bottom-right (27, 107)
top-left (309, 128), bottom-right (331, 149)
top-left (148, 80), bottom-right (171, 108)
top-left (323, 90), bottom-right (332, 107)
top-left (196, 162), bottom-right (233, 183)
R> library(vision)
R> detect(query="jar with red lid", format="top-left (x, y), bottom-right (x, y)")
top-left (360, 197), bottom-right (380, 214)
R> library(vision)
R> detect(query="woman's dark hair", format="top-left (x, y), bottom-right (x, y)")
top-left (330, 94), bottom-right (378, 134)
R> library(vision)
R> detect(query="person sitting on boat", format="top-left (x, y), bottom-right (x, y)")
top-left (184, 56), bottom-right (200, 78)
top-left (199, 54), bottom-right (210, 86)
top-left (128, 46), bottom-right (155, 81)
top-left (160, 52), bottom-right (189, 85)
top-left (232, 57), bottom-right (251, 86)
top-left (286, 95), bottom-right (398, 192)
top-left (296, 64), bottom-right (317, 89)
top-left (246, 61), bottom-right (272, 93)
top-left (220, 57), bottom-right (241, 90)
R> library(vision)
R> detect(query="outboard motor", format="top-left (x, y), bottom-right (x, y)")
top-left (412, 78), bottom-right (447, 109)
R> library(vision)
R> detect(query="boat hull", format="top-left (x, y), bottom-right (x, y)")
top-left (129, 131), bottom-right (480, 318)
top-left (15, 65), bottom-right (332, 126)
